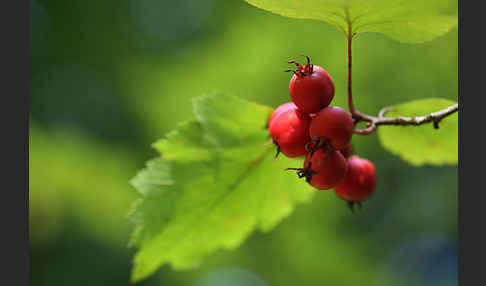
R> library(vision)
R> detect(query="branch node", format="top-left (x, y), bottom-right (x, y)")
top-left (352, 116), bottom-right (362, 125)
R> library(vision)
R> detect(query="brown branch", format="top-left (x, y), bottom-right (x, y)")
top-left (344, 11), bottom-right (458, 135)
top-left (353, 104), bottom-right (458, 134)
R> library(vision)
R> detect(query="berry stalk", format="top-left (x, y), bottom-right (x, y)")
top-left (344, 14), bottom-right (458, 135)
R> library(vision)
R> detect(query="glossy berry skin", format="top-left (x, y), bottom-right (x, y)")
top-left (304, 148), bottom-right (348, 190)
top-left (309, 106), bottom-right (354, 149)
top-left (334, 155), bottom-right (376, 202)
top-left (289, 65), bottom-right (335, 114)
top-left (268, 102), bottom-right (297, 129)
top-left (269, 108), bottom-right (311, 158)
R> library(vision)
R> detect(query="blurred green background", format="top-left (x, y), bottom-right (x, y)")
top-left (29, 0), bottom-right (458, 285)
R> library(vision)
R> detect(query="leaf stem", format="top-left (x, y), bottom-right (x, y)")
top-left (346, 11), bottom-right (361, 119)
top-left (344, 12), bottom-right (458, 135)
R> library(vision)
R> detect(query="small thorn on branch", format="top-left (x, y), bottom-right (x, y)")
top-left (433, 119), bottom-right (440, 129)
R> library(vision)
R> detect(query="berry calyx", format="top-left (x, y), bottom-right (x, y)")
top-left (288, 148), bottom-right (348, 190)
top-left (268, 102), bottom-right (297, 129)
top-left (309, 106), bottom-right (354, 149)
top-left (269, 108), bottom-right (311, 158)
top-left (287, 56), bottom-right (335, 114)
top-left (334, 155), bottom-right (376, 203)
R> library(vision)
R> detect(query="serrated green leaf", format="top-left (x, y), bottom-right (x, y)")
top-left (130, 93), bottom-right (314, 282)
top-left (152, 121), bottom-right (212, 162)
top-left (129, 159), bottom-right (179, 247)
top-left (192, 93), bottom-right (274, 148)
top-left (244, 0), bottom-right (457, 43)
top-left (377, 98), bottom-right (457, 166)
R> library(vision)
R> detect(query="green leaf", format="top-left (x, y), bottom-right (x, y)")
top-left (129, 93), bottom-right (314, 282)
top-left (377, 98), bottom-right (457, 166)
top-left (244, 0), bottom-right (457, 43)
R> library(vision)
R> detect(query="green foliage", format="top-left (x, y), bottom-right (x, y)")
top-left (29, 125), bottom-right (139, 248)
top-left (129, 93), bottom-right (314, 282)
top-left (378, 98), bottom-right (458, 166)
top-left (31, 1), bottom-right (459, 286)
top-left (128, 2), bottom-right (459, 281)
top-left (244, 0), bottom-right (457, 43)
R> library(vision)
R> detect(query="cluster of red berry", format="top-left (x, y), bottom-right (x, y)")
top-left (268, 56), bottom-right (376, 210)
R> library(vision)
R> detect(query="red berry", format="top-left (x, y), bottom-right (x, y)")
top-left (269, 108), bottom-right (311, 158)
top-left (289, 65), bottom-right (335, 114)
top-left (309, 106), bottom-right (354, 149)
top-left (334, 155), bottom-right (376, 202)
top-left (292, 148), bottom-right (347, 190)
top-left (338, 144), bottom-right (354, 159)
top-left (268, 102), bottom-right (297, 129)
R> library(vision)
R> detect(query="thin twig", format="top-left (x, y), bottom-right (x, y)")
top-left (378, 106), bottom-right (393, 119)
top-left (344, 10), bottom-right (459, 135)
top-left (346, 10), bottom-right (361, 119)
top-left (353, 104), bottom-right (458, 134)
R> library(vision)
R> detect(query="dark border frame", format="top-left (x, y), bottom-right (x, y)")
top-left (1, 1), bottom-right (29, 285)
top-left (458, 0), bottom-right (484, 285)
top-left (0, 1), bottom-right (476, 285)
